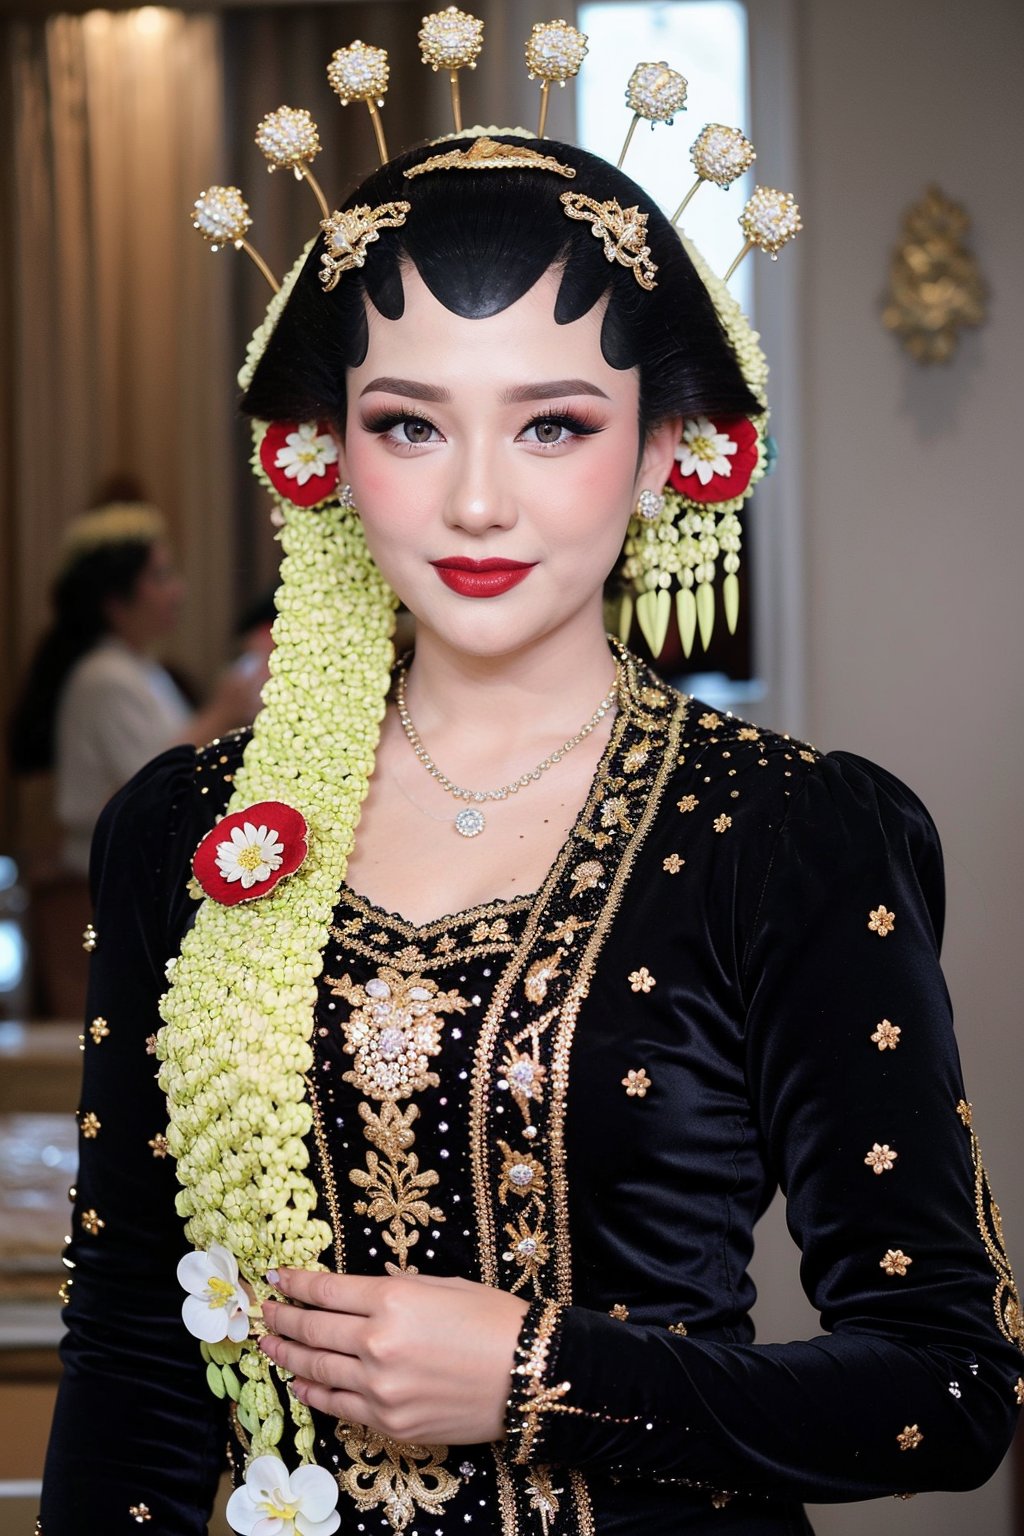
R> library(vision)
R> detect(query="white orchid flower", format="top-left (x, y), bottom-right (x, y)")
top-left (177, 1242), bottom-right (250, 1344)
top-left (226, 1455), bottom-right (341, 1536)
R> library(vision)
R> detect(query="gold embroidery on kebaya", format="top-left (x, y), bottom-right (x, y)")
top-left (623, 740), bottom-right (650, 773)
top-left (546, 915), bottom-right (593, 946)
top-left (326, 968), bottom-right (468, 1101)
top-left (712, 814), bottom-right (733, 833)
top-left (1014, 1377), bottom-right (1024, 1406)
top-left (609, 1302), bottom-right (630, 1320)
top-left (525, 951), bottom-right (566, 1003)
top-left (663, 853), bottom-right (685, 873)
top-left (737, 726), bottom-right (760, 742)
top-left (334, 1422), bottom-right (460, 1532)
top-left (148, 1133), bottom-right (170, 1158)
top-left (668, 1320), bottom-right (688, 1336)
top-left (80, 1111), bottom-right (101, 1138)
top-left (963, 1112), bottom-right (1024, 1352)
top-left (957, 1099), bottom-right (974, 1127)
top-left (525, 1466), bottom-right (564, 1534)
top-left (497, 1141), bottom-right (547, 1202)
top-left (880, 1248), bottom-right (913, 1277)
top-left (307, 1078), bottom-right (346, 1271)
top-left (677, 794), bottom-right (699, 813)
top-left (868, 905), bottom-right (896, 937)
top-left (500, 1041), bottom-right (547, 1118)
top-left (865, 1142), bottom-right (898, 1175)
top-left (896, 1425), bottom-right (924, 1451)
top-left (80, 1208), bottom-right (105, 1235)
top-left (350, 1101), bottom-right (444, 1271)
top-left (503, 1209), bottom-right (552, 1291)
top-left (569, 860), bottom-right (603, 898)
top-left (89, 1016), bottom-right (110, 1044)
top-left (698, 712), bottom-right (721, 730)
top-left (628, 966), bottom-right (656, 992)
top-left (871, 1019), bottom-right (901, 1051)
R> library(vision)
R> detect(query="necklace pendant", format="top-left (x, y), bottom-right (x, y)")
top-left (454, 807), bottom-right (486, 838)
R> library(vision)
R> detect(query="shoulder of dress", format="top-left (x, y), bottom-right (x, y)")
top-left (193, 726), bottom-right (252, 780)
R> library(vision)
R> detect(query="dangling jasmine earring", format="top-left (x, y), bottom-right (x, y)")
top-left (339, 483), bottom-right (356, 511)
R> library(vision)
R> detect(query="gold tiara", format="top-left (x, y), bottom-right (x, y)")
top-left (403, 136), bottom-right (576, 179)
top-left (190, 10), bottom-right (801, 299)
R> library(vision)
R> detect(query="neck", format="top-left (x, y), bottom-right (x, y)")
top-left (401, 616), bottom-right (618, 751)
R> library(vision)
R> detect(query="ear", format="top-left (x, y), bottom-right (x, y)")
top-left (636, 416), bottom-right (682, 497)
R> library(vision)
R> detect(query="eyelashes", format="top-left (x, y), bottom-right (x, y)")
top-left (360, 403), bottom-right (605, 450)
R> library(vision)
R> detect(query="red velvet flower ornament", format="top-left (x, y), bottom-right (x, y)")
top-left (258, 420), bottom-right (340, 508)
top-left (668, 414), bottom-right (760, 504)
top-left (192, 802), bottom-right (308, 906)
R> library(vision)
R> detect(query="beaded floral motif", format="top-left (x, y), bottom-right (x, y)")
top-left (622, 1069), bottom-right (652, 1098)
top-left (868, 905), bottom-right (896, 937)
top-left (79, 1111), bottom-right (101, 1139)
top-left (628, 966), bottom-right (656, 993)
top-left (326, 967), bottom-right (468, 1102)
top-left (88, 1017), bottom-right (109, 1044)
top-left (865, 1142), bottom-right (898, 1175)
top-left (880, 1249), bottom-right (913, 1277)
top-left (663, 853), bottom-right (685, 873)
top-left (896, 1425), bottom-right (923, 1452)
top-left (871, 1019), bottom-right (901, 1051)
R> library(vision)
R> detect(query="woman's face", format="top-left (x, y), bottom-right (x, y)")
top-left (339, 266), bottom-right (679, 662)
top-left (107, 539), bottom-right (185, 644)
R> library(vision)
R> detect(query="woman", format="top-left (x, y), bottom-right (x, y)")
top-left (9, 493), bottom-right (265, 875)
top-left (41, 127), bottom-right (1021, 1536)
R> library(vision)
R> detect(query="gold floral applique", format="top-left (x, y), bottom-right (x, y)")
top-left (525, 1466), bottom-right (564, 1535)
top-left (628, 966), bottom-right (655, 993)
top-left (525, 951), bottom-right (565, 1004)
top-left (80, 1209), bottom-right (105, 1235)
top-left (148, 1133), bottom-right (170, 1159)
top-left (880, 1249), bottom-right (912, 1277)
top-left (1014, 1378), bottom-right (1024, 1406)
top-left (712, 814), bottom-right (733, 833)
top-left (677, 794), bottom-right (699, 813)
top-left (499, 1041), bottom-right (546, 1116)
top-left (623, 740), bottom-right (650, 773)
top-left (349, 1101), bottom-right (444, 1271)
top-left (335, 1422), bottom-right (460, 1532)
top-left (609, 1303), bottom-right (630, 1320)
top-left (897, 1425), bottom-right (923, 1451)
top-left (79, 1112), bottom-right (101, 1138)
top-left (737, 727), bottom-right (760, 742)
top-left (663, 853), bottom-right (685, 873)
top-left (569, 860), bottom-right (603, 899)
top-left (957, 1099), bottom-right (973, 1127)
top-left (89, 1016), bottom-right (110, 1044)
top-left (668, 1320), bottom-right (688, 1336)
top-left (871, 1019), bottom-right (901, 1051)
top-left (698, 712), bottom-right (721, 730)
top-left (868, 905), bottom-right (896, 937)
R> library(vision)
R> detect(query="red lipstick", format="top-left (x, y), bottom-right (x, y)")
top-left (430, 557), bottom-right (537, 598)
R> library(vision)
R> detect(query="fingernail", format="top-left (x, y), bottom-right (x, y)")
top-left (265, 1269), bottom-right (280, 1286)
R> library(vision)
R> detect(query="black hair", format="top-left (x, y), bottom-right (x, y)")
top-left (241, 134), bottom-right (761, 435)
top-left (8, 537), bottom-right (156, 774)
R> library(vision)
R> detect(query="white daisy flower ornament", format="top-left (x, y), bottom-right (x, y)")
top-left (674, 415), bottom-right (739, 486)
top-left (272, 423), bottom-right (339, 487)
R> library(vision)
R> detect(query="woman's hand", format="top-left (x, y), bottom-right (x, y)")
top-left (260, 1270), bottom-right (529, 1444)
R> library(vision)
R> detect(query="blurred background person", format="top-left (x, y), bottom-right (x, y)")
top-left (8, 479), bottom-right (267, 879)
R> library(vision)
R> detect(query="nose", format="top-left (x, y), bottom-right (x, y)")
top-left (441, 437), bottom-right (517, 535)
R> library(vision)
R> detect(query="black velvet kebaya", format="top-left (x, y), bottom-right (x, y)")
top-left (42, 653), bottom-right (1022, 1534)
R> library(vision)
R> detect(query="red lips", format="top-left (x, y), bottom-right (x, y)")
top-left (430, 558), bottom-right (537, 598)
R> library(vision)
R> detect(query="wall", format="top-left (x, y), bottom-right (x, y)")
top-left (750, 1), bottom-right (1023, 1532)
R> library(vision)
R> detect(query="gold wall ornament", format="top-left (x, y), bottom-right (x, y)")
top-left (882, 185), bottom-right (987, 363)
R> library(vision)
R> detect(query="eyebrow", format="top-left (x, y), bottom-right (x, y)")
top-left (358, 376), bottom-right (609, 403)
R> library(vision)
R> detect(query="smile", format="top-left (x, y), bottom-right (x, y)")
top-left (430, 558), bottom-right (537, 598)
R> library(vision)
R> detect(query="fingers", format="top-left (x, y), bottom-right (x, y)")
top-left (259, 1331), bottom-right (366, 1393)
top-left (271, 1268), bottom-right (378, 1314)
top-left (288, 1381), bottom-right (372, 1423)
top-left (263, 1299), bottom-right (363, 1354)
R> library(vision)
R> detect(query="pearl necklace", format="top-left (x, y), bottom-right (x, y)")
top-left (394, 660), bottom-right (621, 838)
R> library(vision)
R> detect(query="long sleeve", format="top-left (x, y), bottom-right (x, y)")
top-left (41, 746), bottom-right (231, 1534)
top-left (506, 752), bottom-right (1022, 1501)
